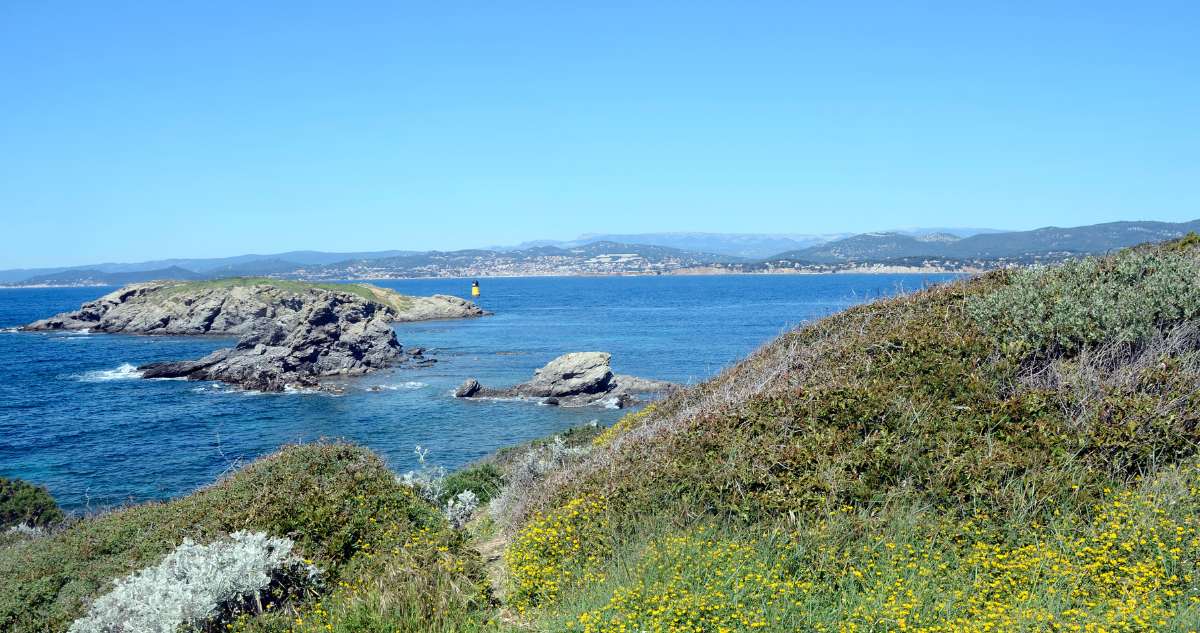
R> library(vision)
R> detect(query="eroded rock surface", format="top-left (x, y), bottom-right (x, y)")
top-left (140, 296), bottom-right (403, 391)
top-left (454, 352), bottom-right (676, 408)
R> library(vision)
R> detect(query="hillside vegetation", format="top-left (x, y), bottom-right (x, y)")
top-left (0, 444), bottom-right (488, 633)
top-left (497, 238), bottom-right (1200, 631)
top-left (6, 239), bottom-right (1200, 631)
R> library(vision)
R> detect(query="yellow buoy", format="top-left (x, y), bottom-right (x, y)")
top-left (471, 280), bottom-right (480, 297)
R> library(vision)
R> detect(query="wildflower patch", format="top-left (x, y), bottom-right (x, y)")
top-left (506, 496), bottom-right (611, 612)
top-left (559, 480), bottom-right (1200, 632)
top-left (573, 527), bottom-right (809, 633)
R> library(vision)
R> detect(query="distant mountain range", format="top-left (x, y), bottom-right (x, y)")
top-left (0, 250), bottom-right (417, 284)
top-left (2, 220), bottom-right (1196, 286)
top-left (767, 220), bottom-right (1200, 265)
top-left (494, 233), bottom-right (849, 259)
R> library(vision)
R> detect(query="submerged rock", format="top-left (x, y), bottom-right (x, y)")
top-left (454, 352), bottom-right (676, 408)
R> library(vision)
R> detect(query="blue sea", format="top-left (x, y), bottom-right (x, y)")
top-left (0, 274), bottom-right (957, 512)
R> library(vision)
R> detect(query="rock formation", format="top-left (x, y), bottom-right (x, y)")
top-left (139, 296), bottom-right (403, 391)
top-left (454, 352), bottom-right (676, 408)
top-left (22, 280), bottom-right (487, 335)
top-left (23, 279), bottom-right (488, 391)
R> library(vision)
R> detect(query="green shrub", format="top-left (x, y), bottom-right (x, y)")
top-left (0, 478), bottom-right (64, 529)
top-left (442, 463), bottom-right (505, 505)
top-left (966, 250), bottom-right (1200, 358)
top-left (0, 443), bottom-right (486, 633)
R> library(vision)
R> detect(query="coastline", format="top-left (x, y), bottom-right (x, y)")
top-left (0, 267), bottom-right (977, 289)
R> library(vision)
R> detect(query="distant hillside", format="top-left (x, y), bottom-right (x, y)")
top-left (17, 266), bottom-right (204, 286)
top-left (769, 219), bottom-right (1200, 265)
top-left (940, 220), bottom-right (1200, 259)
top-left (0, 250), bottom-right (418, 282)
top-left (201, 258), bottom-right (305, 277)
top-left (560, 233), bottom-right (841, 259)
top-left (768, 232), bottom-right (952, 263)
top-left (497, 229), bottom-right (998, 258)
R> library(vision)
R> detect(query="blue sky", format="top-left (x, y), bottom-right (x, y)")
top-left (1, 2), bottom-right (1197, 267)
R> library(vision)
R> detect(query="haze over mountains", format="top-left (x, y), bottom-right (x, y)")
top-left (3, 220), bottom-right (1197, 286)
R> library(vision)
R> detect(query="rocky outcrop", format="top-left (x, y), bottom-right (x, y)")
top-left (390, 294), bottom-right (488, 322)
top-left (454, 352), bottom-right (676, 408)
top-left (139, 295), bottom-right (404, 392)
top-left (23, 280), bottom-right (486, 391)
top-left (22, 280), bottom-right (487, 335)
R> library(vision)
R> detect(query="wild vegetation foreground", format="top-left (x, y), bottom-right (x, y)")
top-left (5, 238), bottom-right (1200, 631)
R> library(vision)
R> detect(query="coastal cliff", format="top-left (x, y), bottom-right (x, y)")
top-left (22, 279), bottom-right (488, 391)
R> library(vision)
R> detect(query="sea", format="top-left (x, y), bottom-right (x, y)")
top-left (0, 274), bottom-right (958, 512)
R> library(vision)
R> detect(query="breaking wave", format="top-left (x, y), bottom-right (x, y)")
top-left (78, 363), bottom-right (142, 382)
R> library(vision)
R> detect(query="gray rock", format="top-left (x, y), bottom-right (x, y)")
top-left (454, 352), bottom-right (677, 407)
top-left (139, 295), bottom-right (403, 392)
top-left (454, 379), bottom-right (482, 398)
top-left (522, 352), bottom-right (615, 397)
top-left (391, 294), bottom-right (490, 322)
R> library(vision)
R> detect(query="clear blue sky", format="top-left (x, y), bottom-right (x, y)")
top-left (2, 2), bottom-right (1197, 268)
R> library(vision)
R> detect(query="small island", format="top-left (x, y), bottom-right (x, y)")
top-left (22, 278), bottom-right (488, 391)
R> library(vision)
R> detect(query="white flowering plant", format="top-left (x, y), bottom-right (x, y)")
top-left (69, 531), bottom-right (319, 633)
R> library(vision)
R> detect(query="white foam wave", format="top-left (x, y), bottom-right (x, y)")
top-left (376, 381), bottom-right (427, 391)
top-left (79, 363), bottom-right (143, 382)
top-left (0, 327), bottom-right (18, 333)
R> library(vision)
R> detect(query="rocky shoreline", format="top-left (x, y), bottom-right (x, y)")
top-left (22, 279), bottom-right (488, 391)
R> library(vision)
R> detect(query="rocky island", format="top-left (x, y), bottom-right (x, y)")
top-left (454, 351), bottom-right (676, 407)
top-left (22, 279), bottom-right (488, 391)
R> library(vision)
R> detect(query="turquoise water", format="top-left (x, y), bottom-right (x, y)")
top-left (0, 274), bottom-right (957, 511)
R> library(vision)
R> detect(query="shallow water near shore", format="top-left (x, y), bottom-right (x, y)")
top-left (0, 274), bottom-right (957, 511)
